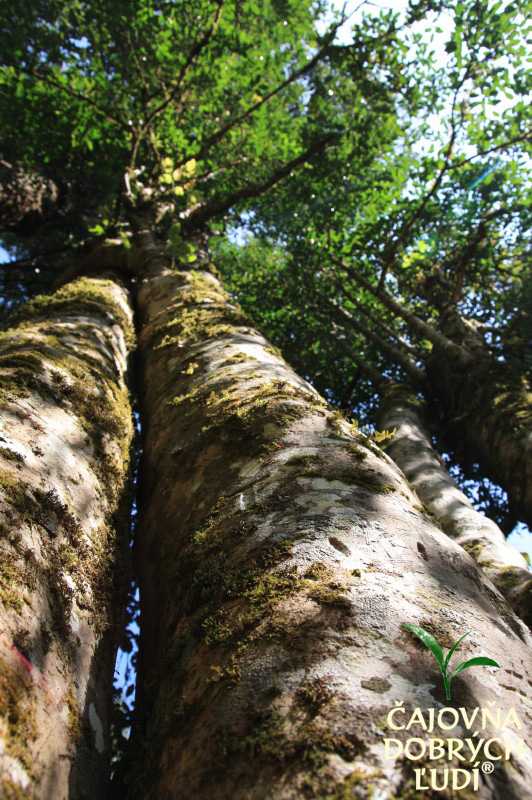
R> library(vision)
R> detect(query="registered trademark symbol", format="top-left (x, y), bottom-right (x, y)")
top-left (482, 762), bottom-right (494, 774)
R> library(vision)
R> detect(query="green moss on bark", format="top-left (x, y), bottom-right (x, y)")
top-left (8, 276), bottom-right (135, 347)
top-left (0, 318), bottom-right (134, 508)
top-left (0, 655), bottom-right (38, 773)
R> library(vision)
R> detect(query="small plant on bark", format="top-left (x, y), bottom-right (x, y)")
top-left (403, 624), bottom-right (500, 700)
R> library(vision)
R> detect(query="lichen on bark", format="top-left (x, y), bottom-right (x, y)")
top-left (0, 275), bottom-right (135, 799)
top-left (377, 383), bottom-right (532, 628)
top-left (130, 265), bottom-right (532, 800)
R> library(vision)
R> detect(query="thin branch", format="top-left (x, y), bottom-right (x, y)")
top-left (181, 134), bottom-right (336, 233)
top-left (319, 290), bottom-right (426, 386)
top-left (129, 0), bottom-right (225, 171)
top-left (26, 68), bottom-right (129, 130)
top-left (311, 299), bottom-right (392, 389)
top-left (338, 368), bottom-right (360, 409)
top-left (182, 12), bottom-right (348, 168)
top-left (449, 208), bottom-right (505, 304)
top-left (377, 64), bottom-right (473, 288)
top-left (339, 280), bottom-right (419, 355)
top-left (333, 327), bottom-right (391, 391)
top-left (330, 255), bottom-right (472, 363)
top-left (452, 130), bottom-right (532, 170)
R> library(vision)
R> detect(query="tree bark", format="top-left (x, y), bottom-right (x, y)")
top-left (0, 160), bottom-right (59, 237)
top-left (425, 346), bottom-right (532, 530)
top-left (377, 384), bottom-right (532, 628)
top-left (413, 271), bottom-right (532, 529)
top-left (130, 263), bottom-right (532, 800)
top-left (0, 275), bottom-right (135, 799)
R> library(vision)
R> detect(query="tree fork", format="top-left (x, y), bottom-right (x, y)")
top-left (130, 263), bottom-right (532, 800)
top-left (0, 275), bottom-right (135, 799)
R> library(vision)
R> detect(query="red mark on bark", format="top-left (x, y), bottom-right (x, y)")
top-left (0, 635), bottom-right (52, 696)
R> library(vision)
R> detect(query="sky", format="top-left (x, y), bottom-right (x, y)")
top-left (0, 1), bottom-right (527, 726)
top-left (2, 2), bottom-right (530, 568)
top-left (318, 0), bottom-right (532, 562)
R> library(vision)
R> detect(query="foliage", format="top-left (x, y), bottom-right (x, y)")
top-left (403, 624), bottom-right (500, 700)
top-left (0, 0), bottom-right (530, 771)
top-left (212, 0), bottom-right (532, 529)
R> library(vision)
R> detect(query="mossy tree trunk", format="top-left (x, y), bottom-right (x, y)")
top-left (377, 384), bottom-right (532, 627)
top-left (130, 263), bottom-right (532, 800)
top-left (0, 275), bottom-right (135, 799)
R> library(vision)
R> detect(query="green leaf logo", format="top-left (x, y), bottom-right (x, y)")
top-left (402, 624), bottom-right (500, 700)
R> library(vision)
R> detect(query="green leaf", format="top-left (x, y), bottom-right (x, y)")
top-left (88, 223), bottom-right (104, 236)
top-left (443, 630), bottom-right (470, 672)
top-left (169, 223), bottom-right (182, 247)
top-left (449, 657), bottom-right (500, 680)
top-left (403, 624), bottom-right (444, 668)
top-left (182, 158), bottom-right (197, 177)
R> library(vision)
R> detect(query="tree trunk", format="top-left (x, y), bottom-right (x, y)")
top-left (0, 275), bottom-right (135, 799)
top-left (377, 384), bottom-right (532, 627)
top-left (0, 160), bottom-right (59, 236)
top-left (418, 271), bottom-right (532, 530)
top-left (130, 263), bottom-right (532, 800)
top-left (425, 346), bottom-right (532, 530)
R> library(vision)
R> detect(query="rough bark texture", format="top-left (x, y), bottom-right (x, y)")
top-left (0, 160), bottom-right (59, 236)
top-left (377, 385), bottom-right (532, 628)
top-left (425, 346), bottom-right (532, 530)
top-left (419, 273), bottom-right (532, 531)
top-left (131, 265), bottom-right (532, 800)
top-left (0, 275), bottom-right (135, 799)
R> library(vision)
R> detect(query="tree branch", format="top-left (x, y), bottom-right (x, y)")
top-left (181, 13), bottom-right (347, 168)
top-left (339, 279), bottom-right (419, 355)
top-left (449, 208), bottom-right (506, 304)
top-left (376, 64), bottom-right (472, 288)
top-left (330, 255), bottom-right (472, 363)
top-left (452, 130), bottom-right (532, 170)
top-left (319, 289), bottom-right (426, 386)
top-left (181, 134), bottom-right (336, 233)
top-left (26, 69), bottom-right (129, 131)
top-left (129, 0), bottom-right (225, 170)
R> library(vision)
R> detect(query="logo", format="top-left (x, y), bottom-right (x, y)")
top-left (402, 624), bottom-right (499, 700)
top-left (382, 627), bottom-right (523, 792)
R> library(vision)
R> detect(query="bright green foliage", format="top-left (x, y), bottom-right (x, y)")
top-left (403, 624), bottom-right (500, 700)
top-left (0, 4), bottom-right (529, 513)
top-left (211, 0), bottom-right (531, 528)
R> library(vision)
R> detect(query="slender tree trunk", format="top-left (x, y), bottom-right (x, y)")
top-left (130, 262), bottom-right (532, 800)
top-left (377, 384), bottom-right (532, 627)
top-left (414, 271), bottom-right (532, 530)
top-left (425, 346), bottom-right (532, 530)
top-left (0, 275), bottom-right (135, 799)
